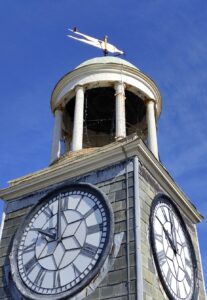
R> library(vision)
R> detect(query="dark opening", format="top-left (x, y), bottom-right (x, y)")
top-left (66, 87), bottom-right (115, 134)
top-left (125, 90), bottom-right (146, 134)
top-left (65, 86), bottom-right (146, 147)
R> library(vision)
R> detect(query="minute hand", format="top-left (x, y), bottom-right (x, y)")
top-left (169, 212), bottom-right (178, 253)
top-left (162, 226), bottom-right (176, 252)
top-left (156, 216), bottom-right (176, 252)
top-left (57, 195), bottom-right (62, 241)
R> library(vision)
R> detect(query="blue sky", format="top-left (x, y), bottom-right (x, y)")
top-left (0, 0), bottom-right (206, 291)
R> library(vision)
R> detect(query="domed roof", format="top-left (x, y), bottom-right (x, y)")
top-left (75, 56), bottom-right (139, 70)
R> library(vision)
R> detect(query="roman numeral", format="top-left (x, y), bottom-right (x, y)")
top-left (183, 280), bottom-right (188, 295)
top-left (185, 258), bottom-right (191, 268)
top-left (87, 223), bottom-right (103, 234)
top-left (177, 282), bottom-right (181, 298)
top-left (24, 256), bottom-right (38, 274)
top-left (34, 268), bottom-right (46, 286)
top-left (155, 233), bottom-right (163, 243)
top-left (43, 207), bottom-right (53, 218)
top-left (161, 207), bottom-right (168, 222)
top-left (75, 195), bottom-right (84, 210)
top-left (61, 197), bottom-right (68, 211)
top-left (157, 250), bottom-right (166, 267)
top-left (166, 268), bottom-right (173, 286)
top-left (83, 205), bottom-right (98, 219)
top-left (81, 243), bottom-right (98, 258)
top-left (185, 270), bottom-right (192, 286)
top-left (53, 271), bottom-right (61, 288)
top-left (72, 263), bottom-right (81, 277)
top-left (23, 242), bottom-right (36, 254)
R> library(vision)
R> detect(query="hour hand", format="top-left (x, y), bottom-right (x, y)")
top-left (31, 228), bottom-right (56, 239)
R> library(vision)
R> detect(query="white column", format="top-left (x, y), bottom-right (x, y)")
top-left (71, 85), bottom-right (84, 151)
top-left (115, 82), bottom-right (126, 140)
top-left (51, 108), bottom-right (63, 162)
top-left (146, 99), bottom-right (159, 160)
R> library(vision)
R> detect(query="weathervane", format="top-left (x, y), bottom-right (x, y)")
top-left (67, 27), bottom-right (124, 56)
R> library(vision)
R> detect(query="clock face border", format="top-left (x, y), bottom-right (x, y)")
top-left (9, 183), bottom-right (114, 300)
top-left (149, 194), bottom-right (198, 300)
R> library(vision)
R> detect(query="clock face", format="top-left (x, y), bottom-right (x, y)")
top-left (150, 195), bottom-right (197, 300)
top-left (10, 183), bottom-right (113, 300)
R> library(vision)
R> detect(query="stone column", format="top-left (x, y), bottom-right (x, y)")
top-left (146, 99), bottom-right (159, 160)
top-left (115, 82), bottom-right (126, 140)
top-left (71, 85), bottom-right (84, 151)
top-left (51, 107), bottom-right (63, 162)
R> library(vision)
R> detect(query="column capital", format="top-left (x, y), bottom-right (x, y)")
top-left (53, 104), bottom-right (64, 114)
top-left (75, 85), bottom-right (84, 92)
top-left (114, 82), bottom-right (126, 98)
top-left (114, 81), bottom-right (126, 90)
top-left (144, 97), bottom-right (157, 105)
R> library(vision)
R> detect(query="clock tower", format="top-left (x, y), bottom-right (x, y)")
top-left (0, 56), bottom-right (206, 300)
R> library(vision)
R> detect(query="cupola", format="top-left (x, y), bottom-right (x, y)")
top-left (50, 56), bottom-right (162, 162)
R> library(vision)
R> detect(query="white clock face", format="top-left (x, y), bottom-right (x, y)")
top-left (11, 184), bottom-right (113, 299)
top-left (150, 196), bottom-right (197, 300)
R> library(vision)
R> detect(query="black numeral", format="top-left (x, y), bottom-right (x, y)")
top-left (157, 250), bottom-right (166, 267)
top-left (161, 207), bottom-right (168, 222)
top-left (185, 270), bottom-right (192, 286)
top-left (166, 268), bottom-right (173, 285)
top-left (72, 263), bottom-right (81, 277)
top-left (34, 268), bottom-right (46, 286)
top-left (24, 256), bottom-right (38, 274)
top-left (61, 197), bottom-right (68, 211)
top-left (81, 243), bottom-right (98, 258)
top-left (75, 195), bottom-right (84, 210)
top-left (43, 207), bottom-right (53, 218)
top-left (53, 271), bottom-right (61, 288)
top-left (185, 258), bottom-right (191, 268)
top-left (177, 282), bottom-right (181, 298)
top-left (87, 224), bottom-right (103, 234)
top-left (155, 233), bottom-right (163, 243)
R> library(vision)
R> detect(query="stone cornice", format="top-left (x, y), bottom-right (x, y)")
top-left (0, 137), bottom-right (203, 223)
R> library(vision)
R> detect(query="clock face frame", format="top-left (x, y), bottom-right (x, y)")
top-left (10, 183), bottom-right (114, 300)
top-left (150, 194), bottom-right (197, 300)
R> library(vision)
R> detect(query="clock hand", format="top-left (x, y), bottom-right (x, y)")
top-left (169, 211), bottom-right (178, 253)
top-left (31, 228), bottom-right (56, 239)
top-left (57, 195), bottom-right (62, 241)
top-left (67, 246), bottom-right (82, 251)
top-left (156, 215), bottom-right (177, 253)
top-left (67, 218), bottom-right (84, 226)
top-left (162, 226), bottom-right (177, 253)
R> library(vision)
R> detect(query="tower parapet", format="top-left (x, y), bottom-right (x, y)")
top-left (50, 56), bottom-right (162, 162)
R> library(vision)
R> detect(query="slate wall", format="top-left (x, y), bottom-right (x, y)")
top-left (139, 162), bottom-right (206, 300)
top-left (0, 157), bottom-right (205, 300)
top-left (0, 160), bottom-right (136, 300)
